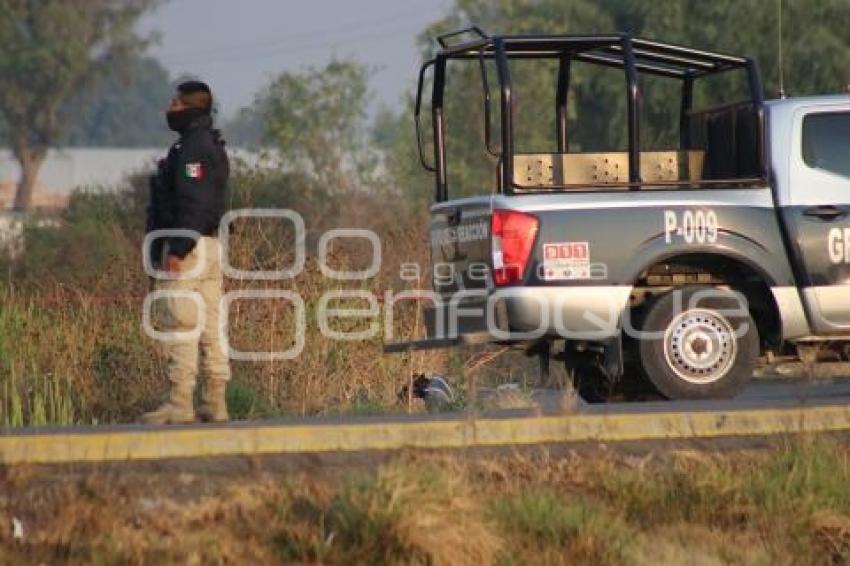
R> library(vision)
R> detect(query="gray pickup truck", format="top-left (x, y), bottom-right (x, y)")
top-left (387, 29), bottom-right (850, 401)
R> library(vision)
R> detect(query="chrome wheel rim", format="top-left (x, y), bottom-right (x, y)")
top-left (663, 308), bottom-right (737, 384)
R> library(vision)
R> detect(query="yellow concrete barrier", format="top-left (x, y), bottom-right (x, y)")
top-left (2, 405), bottom-right (850, 465)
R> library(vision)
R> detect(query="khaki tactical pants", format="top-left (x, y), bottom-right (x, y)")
top-left (155, 236), bottom-right (231, 389)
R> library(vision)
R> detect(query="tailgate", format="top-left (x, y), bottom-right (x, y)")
top-left (430, 201), bottom-right (493, 296)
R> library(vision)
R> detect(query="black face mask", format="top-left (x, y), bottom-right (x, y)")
top-left (166, 107), bottom-right (207, 133)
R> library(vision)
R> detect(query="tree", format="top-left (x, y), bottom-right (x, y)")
top-left (219, 60), bottom-right (376, 242)
top-left (0, 0), bottom-right (158, 210)
top-left (258, 59), bottom-right (374, 190)
top-left (222, 105), bottom-right (265, 150)
top-left (0, 55), bottom-right (175, 148)
top-left (60, 56), bottom-right (173, 147)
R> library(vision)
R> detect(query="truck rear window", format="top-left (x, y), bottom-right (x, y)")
top-left (802, 112), bottom-right (850, 179)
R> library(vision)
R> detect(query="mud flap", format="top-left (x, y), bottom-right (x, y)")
top-left (603, 335), bottom-right (624, 381)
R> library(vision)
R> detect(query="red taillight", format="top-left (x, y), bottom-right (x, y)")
top-left (491, 209), bottom-right (539, 286)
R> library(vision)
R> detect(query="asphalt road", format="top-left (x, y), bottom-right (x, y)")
top-left (4, 374), bottom-right (850, 465)
top-left (4, 374), bottom-right (850, 437)
top-left (520, 375), bottom-right (850, 417)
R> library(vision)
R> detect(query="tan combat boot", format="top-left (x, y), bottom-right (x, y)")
top-left (139, 385), bottom-right (195, 425)
top-left (197, 379), bottom-right (229, 422)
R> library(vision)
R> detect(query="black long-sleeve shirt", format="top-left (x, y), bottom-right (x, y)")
top-left (148, 115), bottom-right (230, 259)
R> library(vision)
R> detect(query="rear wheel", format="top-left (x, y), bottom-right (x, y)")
top-left (637, 286), bottom-right (758, 400)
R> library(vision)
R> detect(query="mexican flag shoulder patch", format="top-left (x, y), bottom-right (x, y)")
top-left (185, 162), bottom-right (204, 179)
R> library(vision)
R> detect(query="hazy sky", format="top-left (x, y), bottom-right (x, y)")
top-left (138, 0), bottom-right (452, 118)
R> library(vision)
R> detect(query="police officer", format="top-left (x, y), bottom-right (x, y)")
top-left (142, 81), bottom-right (231, 424)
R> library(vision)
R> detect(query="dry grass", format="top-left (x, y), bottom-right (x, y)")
top-left (1, 439), bottom-right (849, 564)
top-left (0, 171), bottom-right (479, 426)
top-left (285, 461), bottom-right (502, 565)
top-left (0, 166), bottom-right (549, 427)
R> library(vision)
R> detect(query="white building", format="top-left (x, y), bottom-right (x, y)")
top-left (0, 148), bottom-right (161, 208)
top-left (0, 147), bottom-right (271, 255)
top-left (0, 147), bottom-right (271, 209)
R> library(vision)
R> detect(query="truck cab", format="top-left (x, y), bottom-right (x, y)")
top-left (387, 28), bottom-right (850, 401)
top-left (769, 96), bottom-right (850, 335)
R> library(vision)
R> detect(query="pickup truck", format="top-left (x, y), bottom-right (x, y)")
top-left (386, 29), bottom-right (850, 401)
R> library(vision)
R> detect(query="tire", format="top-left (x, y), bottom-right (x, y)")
top-left (637, 286), bottom-right (758, 400)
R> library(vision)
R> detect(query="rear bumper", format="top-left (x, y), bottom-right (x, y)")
top-left (498, 286), bottom-right (632, 339)
top-left (384, 286), bottom-right (632, 352)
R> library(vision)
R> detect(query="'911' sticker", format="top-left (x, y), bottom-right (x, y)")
top-left (542, 242), bottom-right (590, 281)
top-left (664, 209), bottom-right (719, 244)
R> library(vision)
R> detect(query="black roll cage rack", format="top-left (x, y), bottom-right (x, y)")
top-left (415, 27), bottom-right (766, 202)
